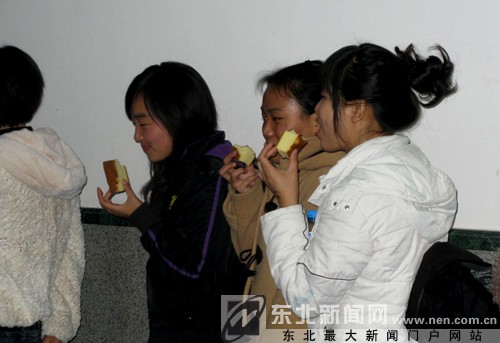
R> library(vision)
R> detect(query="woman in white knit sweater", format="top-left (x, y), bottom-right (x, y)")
top-left (0, 46), bottom-right (86, 343)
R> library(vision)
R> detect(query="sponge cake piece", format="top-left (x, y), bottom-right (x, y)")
top-left (232, 144), bottom-right (256, 167)
top-left (276, 130), bottom-right (307, 158)
top-left (103, 159), bottom-right (129, 194)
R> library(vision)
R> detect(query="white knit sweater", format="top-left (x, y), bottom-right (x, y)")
top-left (0, 127), bottom-right (87, 342)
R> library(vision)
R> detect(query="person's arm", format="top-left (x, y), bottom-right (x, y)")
top-left (219, 149), bottom-right (260, 195)
top-left (129, 173), bottom-right (228, 279)
top-left (127, 202), bottom-right (162, 234)
top-left (219, 149), bottom-right (265, 255)
top-left (261, 195), bottom-right (373, 318)
top-left (98, 160), bottom-right (231, 278)
top-left (43, 198), bottom-right (85, 342)
top-left (260, 205), bottom-right (319, 316)
top-left (257, 143), bottom-right (299, 207)
top-left (223, 180), bottom-right (265, 255)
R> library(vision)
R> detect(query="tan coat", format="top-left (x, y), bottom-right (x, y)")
top-left (223, 135), bottom-right (344, 331)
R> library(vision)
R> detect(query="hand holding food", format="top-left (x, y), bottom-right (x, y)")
top-left (257, 143), bottom-right (299, 207)
top-left (232, 144), bottom-right (256, 167)
top-left (219, 146), bottom-right (259, 194)
top-left (98, 159), bottom-right (143, 218)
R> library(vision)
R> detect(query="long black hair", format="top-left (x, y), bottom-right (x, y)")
top-left (322, 43), bottom-right (456, 139)
top-left (125, 61), bottom-right (219, 211)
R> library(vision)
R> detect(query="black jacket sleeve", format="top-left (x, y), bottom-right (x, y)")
top-left (128, 203), bottom-right (162, 234)
top-left (128, 163), bottom-right (230, 280)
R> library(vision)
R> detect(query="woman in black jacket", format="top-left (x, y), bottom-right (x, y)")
top-left (98, 61), bottom-right (244, 343)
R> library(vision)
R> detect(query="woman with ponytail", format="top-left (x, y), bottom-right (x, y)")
top-left (257, 43), bottom-right (458, 341)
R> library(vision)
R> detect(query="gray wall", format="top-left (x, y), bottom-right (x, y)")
top-left (73, 225), bottom-right (149, 343)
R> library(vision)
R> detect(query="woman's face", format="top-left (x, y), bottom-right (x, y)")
top-left (261, 87), bottom-right (318, 161)
top-left (131, 94), bottom-right (174, 162)
top-left (315, 92), bottom-right (343, 152)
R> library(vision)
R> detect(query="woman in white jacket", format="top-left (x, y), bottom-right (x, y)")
top-left (0, 46), bottom-right (86, 343)
top-left (257, 43), bottom-right (457, 342)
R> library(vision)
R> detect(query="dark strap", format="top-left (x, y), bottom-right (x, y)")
top-left (239, 245), bottom-right (263, 273)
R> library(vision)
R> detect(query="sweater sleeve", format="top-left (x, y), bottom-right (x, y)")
top-left (43, 197), bottom-right (85, 342)
top-left (222, 180), bottom-right (265, 256)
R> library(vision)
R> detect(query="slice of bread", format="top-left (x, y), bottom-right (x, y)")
top-left (232, 144), bottom-right (256, 166)
top-left (276, 130), bottom-right (307, 158)
top-left (103, 159), bottom-right (129, 194)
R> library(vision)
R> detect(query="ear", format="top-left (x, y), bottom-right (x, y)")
top-left (346, 100), bottom-right (368, 124)
top-left (308, 113), bottom-right (320, 135)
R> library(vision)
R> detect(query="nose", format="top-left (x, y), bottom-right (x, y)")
top-left (262, 118), bottom-right (275, 141)
top-left (134, 126), bottom-right (142, 143)
top-left (314, 101), bottom-right (320, 115)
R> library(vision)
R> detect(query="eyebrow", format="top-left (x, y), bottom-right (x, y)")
top-left (261, 106), bottom-right (283, 114)
top-left (131, 113), bottom-right (147, 120)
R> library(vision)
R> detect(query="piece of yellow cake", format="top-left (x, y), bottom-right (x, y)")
top-left (103, 159), bottom-right (129, 194)
top-left (232, 144), bottom-right (256, 166)
top-left (276, 130), bottom-right (307, 158)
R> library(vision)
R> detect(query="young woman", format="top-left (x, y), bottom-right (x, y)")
top-left (258, 43), bottom-right (457, 341)
top-left (98, 61), bottom-right (245, 343)
top-left (0, 46), bottom-right (86, 343)
top-left (219, 61), bottom-right (344, 338)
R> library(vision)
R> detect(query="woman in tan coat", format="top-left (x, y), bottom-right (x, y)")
top-left (220, 60), bottom-right (344, 340)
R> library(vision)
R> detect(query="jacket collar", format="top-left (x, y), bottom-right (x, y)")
top-left (0, 126), bottom-right (33, 136)
top-left (179, 130), bottom-right (227, 161)
top-left (321, 134), bottom-right (409, 184)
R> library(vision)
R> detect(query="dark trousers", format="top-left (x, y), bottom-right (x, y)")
top-left (0, 321), bottom-right (42, 343)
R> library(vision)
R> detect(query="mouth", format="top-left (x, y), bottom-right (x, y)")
top-left (141, 145), bottom-right (151, 153)
top-left (265, 138), bottom-right (278, 146)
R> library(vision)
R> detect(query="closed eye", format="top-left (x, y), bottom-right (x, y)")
top-left (131, 113), bottom-right (150, 127)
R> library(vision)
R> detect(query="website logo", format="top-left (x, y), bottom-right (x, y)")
top-left (221, 295), bottom-right (266, 343)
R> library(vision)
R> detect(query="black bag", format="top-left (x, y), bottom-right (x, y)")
top-left (406, 242), bottom-right (500, 328)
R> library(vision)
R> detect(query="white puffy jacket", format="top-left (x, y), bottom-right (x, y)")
top-left (262, 134), bottom-right (457, 342)
top-left (0, 127), bottom-right (86, 342)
